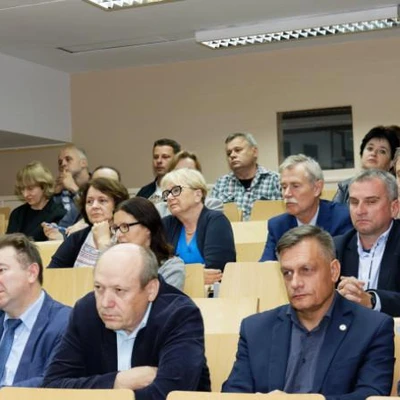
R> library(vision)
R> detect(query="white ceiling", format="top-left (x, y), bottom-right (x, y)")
top-left (0, 0), bottom-right (398, 73)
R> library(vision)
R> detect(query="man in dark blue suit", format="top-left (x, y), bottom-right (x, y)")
top-left (335, 169), bottom-right (400, 316)
top-left (0, 233), bottom-right (70, 387)
top-left (43, 243), bottom-right (210, 400)
top-left (260, 154), bottom-right (353, 261)
top-left (224, 225), bottom-right (394, 399)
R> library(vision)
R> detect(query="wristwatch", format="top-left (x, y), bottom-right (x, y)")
top-left (369, 291), bottom-right (377, 309)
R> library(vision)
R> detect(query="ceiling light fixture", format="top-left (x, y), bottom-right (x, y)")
top-left (196, 5), bottom-right (400, 49)
top-left (83, 0), bottom-right (182, 11)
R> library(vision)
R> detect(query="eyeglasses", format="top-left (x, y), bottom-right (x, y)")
top-left (161, 185), bottom-right (186, 202)
top-left (110, 222), bottom-right (141, 235)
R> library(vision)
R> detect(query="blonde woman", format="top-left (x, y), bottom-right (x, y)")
top-left (7, 161), bottom-right (66, 241)
top-left (161, 168), bottom-right (235, 284)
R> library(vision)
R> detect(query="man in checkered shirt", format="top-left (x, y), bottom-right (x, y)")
top-left (211, 133), bottom-right (282, 221)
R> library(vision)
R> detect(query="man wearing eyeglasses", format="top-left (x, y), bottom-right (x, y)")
top-left (334, 169), bottom-right (400, 316)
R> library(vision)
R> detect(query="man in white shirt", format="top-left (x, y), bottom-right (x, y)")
top-left (335, 169), bottom-right (400, 316)
top-left (0, 233), bottom-right (70, 387)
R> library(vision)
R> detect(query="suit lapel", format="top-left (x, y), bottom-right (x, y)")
top-left (102, 327), bottom-right (118, 372)
top-left (14, 293), bottom-right (51, 381)
top-left (378, 221), bottom-right (399, 288)
top-left (316, 200), bottom-right (331, 231)
top-left (342, 234), bottom-right (359, 278)
top-left (268, 308), bottom-right (292, 391)
top-left (313, 296), bottom-right (353, 392)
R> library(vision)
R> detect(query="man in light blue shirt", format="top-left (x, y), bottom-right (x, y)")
top-left (0, 233), bottom-right (70, 387)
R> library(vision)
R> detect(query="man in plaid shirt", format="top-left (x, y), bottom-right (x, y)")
top-left (212, 133), bottom-right (281, 221)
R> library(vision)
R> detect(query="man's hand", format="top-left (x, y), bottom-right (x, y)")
top-left (337, 276), bottom-right (373, 308)
top-left (204, 269), bottom-right (223, 285)
top-left (57, 168), bottom-right (79, 193)
top-left (114, 366), bottom-right (158, 390)
top-left (65, 219), bottom-right (88, 236)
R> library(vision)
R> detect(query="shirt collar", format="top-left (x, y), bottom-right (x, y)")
top-left (4, 290), bottom-right (45, 332)
top-left (116, 302), bottom-right (152, 340)
top-left (296, 205), bottom-right (320, 227)
top-left (356, 220), bottom-right (393, 254)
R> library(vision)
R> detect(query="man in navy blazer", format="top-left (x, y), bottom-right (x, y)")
top-left (43, 244), bottom-right (210, 400)
top-left (223, 226), bottom-right (394, 399)
top-left (0, 234), bottom-right (70, 387)
top-left (260, 154), bottom-right (353, 261)
top-left (335, 169), bottom-right (400, 316)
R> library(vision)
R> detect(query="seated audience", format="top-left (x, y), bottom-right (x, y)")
top-left (43, 165), bottom-right (122, 240)
top-left (211, 132), bottom-right (281, 221)
top-left (111, 197), bottom-right (185, 290)
top-left (7, 161), bottom-right (66, 241)
top-left (156, 150), bottom-right (223, 217)
top-left (43, 244), bottom-right (211, 398)
top-left (335, 169), bottom-right (400, 316)
top-left (223, 225), bottom-right (394, 398)
top-left (0, 233), bottom-right (71, 387)
top-left (136, 138), bottom-right (181, 203)
top-left (260, 154), bottom-right (353, 261)
top-left (47, 178), bottom-right (129, 267)
top-left (161, 168), bottom-right (236, 284)
top-left (333, 126), bottom-right (399, 204)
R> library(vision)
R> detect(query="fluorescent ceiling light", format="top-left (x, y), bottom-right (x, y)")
top-left (83, 0), bottom-right (182, 11)
top-left (196, 5), bottom-right (400, 49)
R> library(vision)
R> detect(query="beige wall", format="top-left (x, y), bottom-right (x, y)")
top-left (0, 35), bottom-right (399, 195)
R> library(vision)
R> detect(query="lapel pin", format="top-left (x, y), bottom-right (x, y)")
top-left (339, 324), bottom-right (347, 331)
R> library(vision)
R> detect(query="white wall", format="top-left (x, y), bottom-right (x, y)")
top-left (0, 52), bottom-right (71, 141)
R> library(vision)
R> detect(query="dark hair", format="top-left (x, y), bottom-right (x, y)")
top-left (153, 138), bottom-right (181, 154)
top-left (359, 126), bottom-right (400, 160)
top-left (276, 225), bottom-right (335, 262)
top-left (168, 150), bottom-right (202, 172)
top-left (114, 197), bottom-right (174, 265)
top-left (92, 165), bottom-right (122, 182)
top-left (0, 233), bottom-right (43, 285)
top-left (78, 178), bottom-right (129, 224)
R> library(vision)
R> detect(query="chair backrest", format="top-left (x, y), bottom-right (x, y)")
top-left (223, 202), bottom-right (242, 222)
top-left (192, 297), bottom-right (258, 334)
top-left (183, 264), bottom-right (206, 298)
top-left (249, 200), bottom-right (285, 221)
top-left (231, 221), bottom-right (268, 262)
top-left (0, 387), bottom-right (134, 400)
top-left (320, 189), bottom-right (337, 201)
top-left (167, 391), bottom-right (326, 399)
top-left (219, 262), bottom-right (288, 312)
top-left (367, 397), bottom-right (397, 400)
top-left (0, 214), bottom-right (6, 235)
top-left (42, 267), bottom-right (94, 306)
top-left (204, 333), bottom-right (239, 392)
top-left (35, 240), bottom-right (64, 267)
top-left (0, 206), bottom-right (11, 220)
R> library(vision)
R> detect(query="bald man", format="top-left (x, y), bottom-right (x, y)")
top-left (43, 244), bottom-right (210, 399)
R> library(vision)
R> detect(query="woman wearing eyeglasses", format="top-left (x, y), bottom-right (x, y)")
top-left (111, 197), bottom-right (185, 290)
top-left (161, 168), bottom-right (236, 285)
top-left (48, 178), bottom-right (129, 267)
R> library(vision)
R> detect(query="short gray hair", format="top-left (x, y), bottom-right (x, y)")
top-left (276, 225), bottom-right (335, 262)
top-left (279, 154), bottom-right (324, 183)
top-left (138, 246), bottom-right (159, 288)
top-left (225, 132), bottom-right (258, 148)
top-left (349, 169), bottom-right (398, 201)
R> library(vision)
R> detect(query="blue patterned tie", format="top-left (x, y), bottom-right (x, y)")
top-left (0, 319), bottom-right (22, 380)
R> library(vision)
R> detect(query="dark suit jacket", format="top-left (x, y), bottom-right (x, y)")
top-left (163, 207), bottom-right (236, 271)
top-left (260, 199), bottom-right (353, 261)
top-left (0, 292), bottom-right (71, 387)
top-left (334, 219), bottom-right (400, 316)
top-left (43, 279), bottom-right (211, 400)
top-left (136, 180), bottom-right (157, 199)
top-left (222, 294), bottom-right (394, 400)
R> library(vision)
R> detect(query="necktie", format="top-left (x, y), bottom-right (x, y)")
top-left (0, 319), bottom-right (22, 380)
